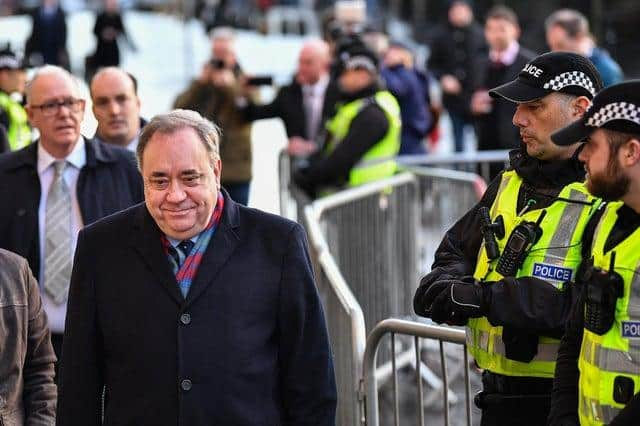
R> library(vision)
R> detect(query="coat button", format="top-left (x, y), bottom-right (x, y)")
top-left (180, 313), bottom-right (191, 325)
top-left (181, 379), bottom-right (192, 391)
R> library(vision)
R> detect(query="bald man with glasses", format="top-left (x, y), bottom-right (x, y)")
top-left (0, 65), bottom-right (143, 371)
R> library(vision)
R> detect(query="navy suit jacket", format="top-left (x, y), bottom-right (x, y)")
top-left (0, 138), bottom-right (144, 276)
top-left (57, 193), bottom-right (337, 426)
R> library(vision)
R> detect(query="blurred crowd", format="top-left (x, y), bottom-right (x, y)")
top-left (0, 0), bottom-right (636, 423)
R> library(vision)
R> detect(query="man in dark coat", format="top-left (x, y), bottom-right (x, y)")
top-left (427, 0), bottom-right (487, 153)
top-left (24, 0), bottom-right (69, 69)
top-left (0, 65), bottom-right (143, 364)
top-left (57, 109), bottom-right (337, 426)
top-left (242, 38), bottom-right (340, 157)
top-left (471, 5), bottom-right (537, 180)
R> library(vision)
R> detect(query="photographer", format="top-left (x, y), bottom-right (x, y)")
top-left (174, 28), bottom-right (252, 205)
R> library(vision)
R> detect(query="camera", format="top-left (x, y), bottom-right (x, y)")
top-left (245, 75), bottom-right (273, 86)
top-left (209, 58), bottom-right (226, 70)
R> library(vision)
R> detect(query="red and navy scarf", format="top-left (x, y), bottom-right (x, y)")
top-left (161, 192), bottom-right (225, 297)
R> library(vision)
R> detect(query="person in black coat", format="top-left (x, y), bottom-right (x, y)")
top-left (57, 109), bottom-right (337, 426)
top-left (426, 0), bottom-right (487, 153)
top-left (470, 5), bottom-right (537, 180)
top-left (242, 39), bottom-right (340, 157)
top-left (0, 66), bottom-right (143, 365)
top-left (92, 0), bottom-right (135, 69)
top-left (24, 0), bottom-right (69, 69)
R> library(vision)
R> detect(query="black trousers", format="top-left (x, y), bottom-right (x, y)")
top-left (478, 371), bottom-right (553, 426)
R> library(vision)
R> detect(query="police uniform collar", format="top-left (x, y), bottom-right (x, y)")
top-left (510, 145), bottom-right (585, 188)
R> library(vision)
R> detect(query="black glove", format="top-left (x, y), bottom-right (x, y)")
top-left (414, 269), bottom-right (457, 317)
top-left (429, 277), bottom-right (489, 324)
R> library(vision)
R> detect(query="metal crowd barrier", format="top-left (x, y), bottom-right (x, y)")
top-left (396, 150), bottom-right (510, 183)
top-left (291, 160), bottom-right (485, 425)
top-left (363, 318), bottom-right (473, 426)
top-left (278, 150), bottom-right (506, 220)
top-left (303, 173), bottom-right (418, 426)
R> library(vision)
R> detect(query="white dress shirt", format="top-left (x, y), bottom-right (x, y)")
top-left (302, 75), bottom-right (329, 142)
top-left (37, 137), bottom-right (86, 333)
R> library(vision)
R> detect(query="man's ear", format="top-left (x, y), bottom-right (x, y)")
top-left (622, 138), bottom-right (640, 166)
top-left (572, 96), bottom-right (591, 118)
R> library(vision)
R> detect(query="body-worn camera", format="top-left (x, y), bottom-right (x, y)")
top-left (583, 253), bottom-right (624, 335)
top-left (478, 207), bottom-right (504, 260)
top-left (495, 210), bottom-right (546, 277)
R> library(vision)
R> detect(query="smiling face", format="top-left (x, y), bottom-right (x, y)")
top-left (142, 127), bottom-right (221, 240)
top-left (579, 128), bottom-right (630, 200)
top-left (512, 92), bottom-right (581, 160)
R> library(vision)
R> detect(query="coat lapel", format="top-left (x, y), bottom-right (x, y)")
top-left (129, 205), bottom-right (184, 305)
top-left (184, 193), bottom-right (240, 307)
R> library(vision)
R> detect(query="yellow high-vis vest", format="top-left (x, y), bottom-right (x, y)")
top-left (578, 201), bottom-right (640, 425)
top-left (324, 90), bottom-right (401, 187)
top-left (468, 170), bottom-right (598, 377)
top-left (0, 92), bottom-right (30, 151)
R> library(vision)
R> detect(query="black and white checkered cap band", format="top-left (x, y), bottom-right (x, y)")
top-left (586, 102), bottom-right (640, 127)
top-left (0, 55), bottom-right (20, 69)
top-left (542, 71), bottom-right (596, 97)
top-left (344, 55), bottom-right (377, 72)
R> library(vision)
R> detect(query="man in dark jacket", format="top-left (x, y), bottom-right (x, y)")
top-left (0, 65), bottom-right (143, 364)
top-left (242, 38), bottom-right (340, 157)
top-left (0, 249), bottom-right (56, 425)
top-left (413, 52), bottom-right (603, 426)
top-left (24, 0), bottom-right (69, 69)
top-left (427, 0), bottom-right (486, 153)
top-left (471, 5), bottom-right (536, 180)
top-left (57, 109), bottom-right (337, 426)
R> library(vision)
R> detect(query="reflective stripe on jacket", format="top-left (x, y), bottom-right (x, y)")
top-left (324, 90), bottom-right (401, 187)
top-left (0, 92), bottom-right (30, 151)
top-left (578, 201), bottom-right (640, 425)
top-left (468, 170), bottom-right (597, 378)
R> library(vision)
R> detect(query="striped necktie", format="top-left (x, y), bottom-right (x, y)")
top-left (43, 160), bottom-right (72, 305)
top-left (168, 240), bottom-right (195, 274)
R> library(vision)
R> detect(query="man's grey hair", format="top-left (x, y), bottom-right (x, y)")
top-left (545, 9), bottom-right (590, 38)
top-left (136, 109), bottom-right (221, 171)
top-left (25, 65), bottom-right (82, 104)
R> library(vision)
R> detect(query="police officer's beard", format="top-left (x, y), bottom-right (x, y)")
top-left (587, 157), bottom-right (630, 201)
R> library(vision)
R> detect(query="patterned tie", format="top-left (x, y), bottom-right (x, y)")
top-left (168, 240), bottom-right (195, 275)
top-left (43, 160), bottom-right (72, 305)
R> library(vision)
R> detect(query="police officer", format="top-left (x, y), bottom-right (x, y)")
top-left (548, 81), bottom-right (640, 426)
top-left (413, 52), bottom-right (603, 426)
top-left (293, 41), bottom-right (401, 198)
top-left (0, 46), bottom-right (30, 152)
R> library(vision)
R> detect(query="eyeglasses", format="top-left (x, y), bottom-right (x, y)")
top-left (30, 98), bottom-right (84, 117)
